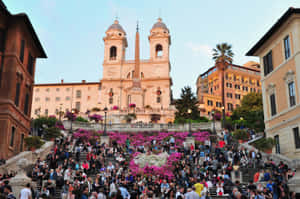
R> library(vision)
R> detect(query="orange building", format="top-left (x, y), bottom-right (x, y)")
top-left (247, 8), bottom-right (300, 158)
top-left (196, 62), bottom-right (261, 118)
top-left (0, 1), bottom-right (47, 158)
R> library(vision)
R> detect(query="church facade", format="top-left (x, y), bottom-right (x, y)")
top-left (99, 19), bottom-right (175, 123)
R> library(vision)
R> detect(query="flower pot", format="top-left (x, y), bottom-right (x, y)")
top-left (264, 148), bottom-right (273, 154)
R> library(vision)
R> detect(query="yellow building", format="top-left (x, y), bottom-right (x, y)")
top-left (196, 62), bottom-right (261, 118)
top-left (247, 8), bottom-right (300, 158)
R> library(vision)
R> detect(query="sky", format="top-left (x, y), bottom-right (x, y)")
top-left (4, 0), bottom-right (300, 98)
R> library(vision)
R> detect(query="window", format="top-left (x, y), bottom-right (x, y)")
top-left (35, 97), bottom-right (40, 102)
top-left (0, 29), bottom-right (5, 52)
top-left (10, 126), bottom-right (15, 147)
top-left (257, 80), bottom-right (260, 87)
top-left (45, 109), bottom-right (48, 115)
top-left (288, 81), bottom-right (296, 107)
top-left (235, 84), bottom-right (240, 90)
top-left (46, 88), bottom-right (50, 92)
top-left (45, 97), bottom-right (50, 101)
top-left (127, 95), bottom-right (131, 105)
top-left (216, 102), bottom-right (222, 107)
top-left (293, 127), bottom-right (300, 149)
top-left (27, 53), bottom-right (34, 75)
top-left (155, 44), bottom-right (163, 57)
top-left (56, 88), bottom-right (60, 92)
top-left (66, 96), bottom-right (70, 101)
top-left (235, 94), bottom-right (241, 99)
top-left (243, 86), bottom-right (248, 92)
top-left (109, 97), bottom-right (113, 104)
top-left (20, 40), bottom-right (25, 63)
top-left (157, 96), bottom-right (161, 103)
top-left (24, 93), bottom-right (29, 115)
top-left (76, 102), bottom-right (81, 111)
top-left (274, 135), bottom-right (280, 154)
top-left (263, 51), bottom-right (273, 76)
top-left (226, 83), bottom-right (232, 88)
top-left (110, 46), bottom-right (117, 60)
top-left (270, 93), bottom-right (277, 116)
top-left (55, 97), bottom-right (60, 101)
top-left (20, 134), bottom-right (24, 152)
top-left (227, 103), bottom-right (233, 111)
top-left (15, 82), bottom-right (21, 106)
top-left (76, 90), bottom-right (81, 98)
top-left (226, 93), bottom-right (232, 98)
top-left (207, 100), bottom-right (213, 106)
top-left (35, 88), bottom-right (39, 92)
top-left (284, 35), bottom-right (291, 59)
top-left (66, 88), bottom-right (70, 91)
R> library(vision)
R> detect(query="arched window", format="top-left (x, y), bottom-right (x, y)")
top-left (155, 44), bottom-right (163, 57)
top-left (141, 72), bottom-right (144, 79)
top-left (127, 72), bottom-right (131, 79)
top-left (110, 46), bottom-right (117, 60)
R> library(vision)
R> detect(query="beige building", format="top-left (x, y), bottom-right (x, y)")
top-left (247, 8), bottom-right (300, 158)
top-left (31, 80), bottom-right (101, 118)
top-left (99, 19), bottom-right (175, 123)
top-left (196, 62), bottom-right (261, 118)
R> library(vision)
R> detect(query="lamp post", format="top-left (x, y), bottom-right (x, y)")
top-left (103, 107), bottom-right (108, 136)
top-left (221, 106), bottom-right (225, 129)
top-left (59, 103), bottom-right (63, 121)
top-left (212, 110), bottom-right (216, 134)
top-left (187, 109), bottom-right (192, 137)
top-left (240, 117), bottom-right (244, 129)
top-left (70, 109), bottom-right (75, 134)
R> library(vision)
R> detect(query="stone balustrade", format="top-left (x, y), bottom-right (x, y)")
top-left (63, 121), bottom-right (221, 132)
top-left (0, 141), bottom-right (54, 174)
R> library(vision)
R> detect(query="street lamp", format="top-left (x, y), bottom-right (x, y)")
top-left (240, 117), bottom-right (244, 129)
top-left (103, 107), bottom-right (108, 136)
top-left (59, 103), bottom-right (63, 121)
top-left (221, 106), bottom-right (225, 129)
top-left (70, 109), bottom-right (75, 134)
top-left (187, 108), bottom-right (192, 137)
top-left (212, 110), bottom-right (216, 134)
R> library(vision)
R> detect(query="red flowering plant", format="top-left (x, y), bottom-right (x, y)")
top-left (65, 111), bottom-right (77, 121)
top-left (55, 121), bottom-right (65, 130)
top-left (88, 114), bottom-right (103, 123)
top-left (129, 103), bottom-right (136, 108)
top-left (112, 105), bottom-right (119, 110)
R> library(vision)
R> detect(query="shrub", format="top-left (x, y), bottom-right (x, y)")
top-left (33, 116), bottom-right (57, 129)
top-left (252, 137), bottom-right (275, 151)
top-left (24, 136), bottom-right (45, 150)
top-left (76, 116), bottom-right (88, 123)
top-left (88, 114), bottom-right (103, 123)
top-left (43, 127), bottom-right (63, 141)
top-left (233, 129), bottom-right (249, 141)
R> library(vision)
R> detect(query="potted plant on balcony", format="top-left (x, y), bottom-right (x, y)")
top-left (112, 105), bottom-right (119, 111)
top-left (252, 137), bottom-right (275, 154)
top-left (145, 105), bottom-right (151, 110)
top-left (88, 114), bottom-right (103, 123)
top-left (129, 103), bottom-right (136, 109)
top-left (124, 113), bottom-right (136, 123)
top-left (24, 136), bottom-right (45, 151)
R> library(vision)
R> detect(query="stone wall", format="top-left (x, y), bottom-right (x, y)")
top-left (0, 141), bottom-right (54, 174)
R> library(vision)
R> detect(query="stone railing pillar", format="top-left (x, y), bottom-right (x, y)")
top-left (9, 158), bottom-right (32, 197)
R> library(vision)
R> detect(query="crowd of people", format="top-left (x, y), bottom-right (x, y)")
top-left (0, 129), bottom-right (298, 199)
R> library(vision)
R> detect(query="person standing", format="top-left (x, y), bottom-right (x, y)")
top-left (19, 183), bottom-right (32, 199)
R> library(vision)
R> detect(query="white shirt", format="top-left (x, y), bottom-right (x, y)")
top-left (20, 188), bottom-right (31, 199)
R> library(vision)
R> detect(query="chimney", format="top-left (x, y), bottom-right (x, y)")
top-left (61, 79), bottom-right (64, 84)
top-left (82, 80), bottom-right (86, 83)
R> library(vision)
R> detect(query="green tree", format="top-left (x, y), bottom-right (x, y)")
top-left (175, 86), bottom-right (200, 122)
top-left (231, 92), bottom-right (264, 132)
top-left (212, 43), bottom-right (234, 127)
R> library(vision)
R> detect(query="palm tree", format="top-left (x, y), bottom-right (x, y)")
top-left (212, 43), bottom-right (234, 128)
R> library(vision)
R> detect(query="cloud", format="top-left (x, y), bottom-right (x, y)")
top-left (185, 42), bottom-right (212, 57)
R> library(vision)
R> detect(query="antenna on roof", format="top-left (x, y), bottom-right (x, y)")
top-left (136, 20), bottom-right (139, 32)
top-left (115, 11), bottom-right (119, 21)
top-left (158, 8), bottom-right (162, 19)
